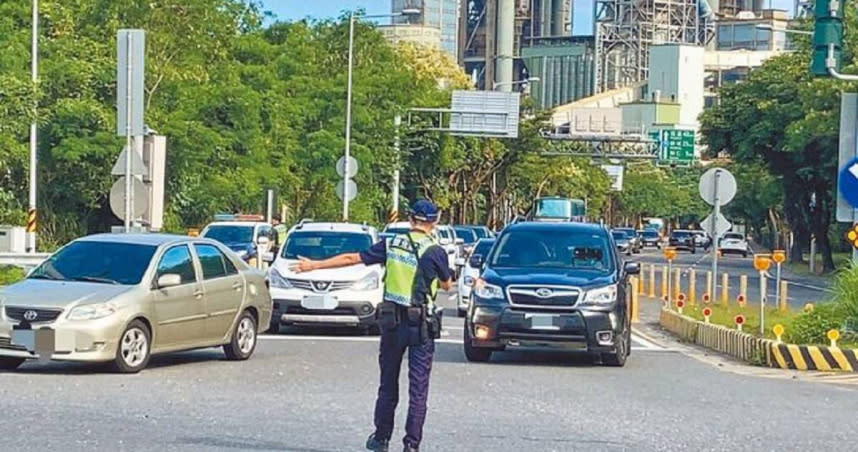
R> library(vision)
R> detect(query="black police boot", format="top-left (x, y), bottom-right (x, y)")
top-left (366, 433), bottom-right (389, 452)
top-left (402, 444), bottom-right (419, 452)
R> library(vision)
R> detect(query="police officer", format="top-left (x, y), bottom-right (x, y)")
top-left (291, 200), bottom-right (452, 452)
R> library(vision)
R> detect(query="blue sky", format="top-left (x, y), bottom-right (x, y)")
top-left (260, 0), bottom-right (796, 34)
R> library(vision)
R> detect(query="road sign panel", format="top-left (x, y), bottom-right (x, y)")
top-left (699, 168), bottom-right (736, 206)
top-left (335, 179), bottom-right (357, 202)
top-left (336, 156), bottom-right (359, 179)
top-left (701, 212), bottom-right (731, 237)
top-left (838, 157), bottom-right (858, 209)
top-left (657, 129), bottom-right (695, 163)
top-left (109, 177), bottom-right (148, 220)
top-left (111, 145), bottom-right (149, 177)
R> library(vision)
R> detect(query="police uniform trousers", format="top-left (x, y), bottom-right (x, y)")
top-left (373, 303), bottom-right (435, 448)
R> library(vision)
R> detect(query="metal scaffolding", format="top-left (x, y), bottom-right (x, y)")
top-left (594, 0), bottom-right (714, 93)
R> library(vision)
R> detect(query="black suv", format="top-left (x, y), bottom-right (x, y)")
top-left (668, 229), bottom-right (696, 253)
top-left (463, 222), bottom-right (640, 366)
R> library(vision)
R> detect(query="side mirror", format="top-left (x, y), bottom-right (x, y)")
top-left (455, 258), bottom-right (466, 267)
top-left (624, 262), bottom-right (641, 275)
top-left (439, 238), bottom-right (452, 246)
top-left (455, 238), bottom-right (465, 245)
top-left (256, 236), bottom-right (270, 247)
top-left (261, 252), bottom-right (275, 263)
top-left (469, 254), bottom-right (484, 268)
top-left (157, 274), bottom-right (182, 289)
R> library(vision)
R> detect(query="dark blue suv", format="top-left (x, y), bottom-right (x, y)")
top-left (463, 222), bottom-right (640, 366)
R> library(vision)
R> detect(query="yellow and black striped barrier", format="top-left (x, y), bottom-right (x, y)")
top-left (770, 343), bottom-right (858, 372)
top-left (26, 208), bottom-right (37, 233)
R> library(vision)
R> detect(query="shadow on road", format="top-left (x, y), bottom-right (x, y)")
top-left (6, 348), bottom-right (230, 375)
top-left (433, 342), bottom-right (600, 368)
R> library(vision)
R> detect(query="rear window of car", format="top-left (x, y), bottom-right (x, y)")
top-left (723, 233), bottom-right (744, 240)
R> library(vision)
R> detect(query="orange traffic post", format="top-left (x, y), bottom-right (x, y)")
top-left (630, 276), bottom-right (640, 323)
top-left (648, 264), bottom-right (656, 298)
top-left (753, 254), bottom-right (772, 336)
top-left (739, 275), bottom-right (748, 302)
top-left (661, 265), bottom-right (668, 300)
top-left (688, 269), bottom-right (697, 306)
top-left (720, 273), bottom-right (729, 307)
top-left (705, 271), bottom-right (713, 302)
top-left (773, 250), bottom-right (786, 305)
top-left (638, 269), bottom-right (645, 295)
top-left (673, 268), bottom-right (681, 300)
top-left (778, 281), bottom-right (789, 312)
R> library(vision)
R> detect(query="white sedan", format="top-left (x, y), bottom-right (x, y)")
top-left (719, 232), bottom-right (749, 257)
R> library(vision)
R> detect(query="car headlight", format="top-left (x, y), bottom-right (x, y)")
top-left (473, 279), bottom-right (504, 300)
top-left (463, 276), bottom-right (476, 287)
top-left (581, 285), bottom-right (618, 306)
top-left (67, 303), bottom-right (118, 321)
top-left (352, 273), bottom-right (380, 291)
top-left (268, 269), bottom-right (293, 289)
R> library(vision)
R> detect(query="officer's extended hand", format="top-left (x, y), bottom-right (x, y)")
top-left (290, 257), bottom-right (317, 273)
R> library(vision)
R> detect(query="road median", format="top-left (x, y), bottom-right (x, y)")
top-left (659, 308), bottom-right (858, 372)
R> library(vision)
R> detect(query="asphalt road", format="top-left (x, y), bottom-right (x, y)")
top-left (631, 246), bottom-right (831, 308)
top-left (2, 290), bottom-right (857, 451)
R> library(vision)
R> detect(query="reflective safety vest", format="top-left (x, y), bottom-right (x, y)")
top-left (384, 231), bottom-right (439, 307)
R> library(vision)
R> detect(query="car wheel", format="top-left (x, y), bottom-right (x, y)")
top-left (224, 311), bottom-right (258, 361)
top-left (463, 321), bottom-right (492, 362)
top-left (602, 328), bottom-right (630, 367)
top-left (112, 320), bottom-right (151, 374)
top-left (0, 357), bottom-right (25, 371)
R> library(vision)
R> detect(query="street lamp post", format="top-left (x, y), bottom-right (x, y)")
top-left (28, 0), bottom-right (38, 252)
top-left (343, 8), bottom-right (420, 221)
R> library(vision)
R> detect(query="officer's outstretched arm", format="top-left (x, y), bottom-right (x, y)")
top-left (290, 253), bottom-right (362, 273)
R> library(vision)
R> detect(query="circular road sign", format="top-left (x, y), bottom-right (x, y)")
top-left (827, 329), bottom-right (841, 342)
top-left (734, 315), bottom-right (745, 325)
top-left (773, 324), bottom-right (785, 337)
top-left (702, 308), bottom-right (712, 317)
top-left (699, 168), bottom-right (737, 206)
top-left (336, 156), bottom-right (359, 179)
top-left (335, 179), bottom-right (358, 202)
top-left (838, 157), bottom-right (858, 208)
top-left (109, 177), bottom-right (148, 220)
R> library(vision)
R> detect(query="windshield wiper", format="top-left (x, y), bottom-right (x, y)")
top-left (71, 276), bottom-right (120, 285)
top-left (28, 274), bottom-right (64, 281)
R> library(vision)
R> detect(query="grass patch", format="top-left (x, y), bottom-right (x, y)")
top-left (679, 302), bottom-right (796, 340)
top-left (0, 265), bottom-right (25, 286)
top-left (784, 251), bottom-right (851, 277)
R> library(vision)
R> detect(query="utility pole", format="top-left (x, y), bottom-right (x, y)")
top-left (27, 0), bottom-right (38, 252)
top-left (392, 114), bottom-right (401, 221)
top-left (343, 12), bottom-right (355, 221)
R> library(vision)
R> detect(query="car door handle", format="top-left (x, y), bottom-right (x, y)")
top-left (193, 290), bottom-right (204, 299)
top-left (232, 282), bottom-right (243, 291)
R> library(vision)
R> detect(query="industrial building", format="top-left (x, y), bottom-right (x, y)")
top-left (392, 0), bottom-right (461, 59)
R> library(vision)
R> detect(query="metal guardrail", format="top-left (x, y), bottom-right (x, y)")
top-left (0, 253), bottom-right (50, 268)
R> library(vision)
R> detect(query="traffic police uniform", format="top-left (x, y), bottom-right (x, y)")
top-left (360, 201), bottom-right (451, 452)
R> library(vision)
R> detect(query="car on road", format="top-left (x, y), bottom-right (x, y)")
top-left (613, 227), bottom-right (641, 254)
top-left (718, 232), bottom-right (749, 257)
top-left (463, 222), bottom-right (639, 366)
top-left (611, 230), bottom-right (634, 256)
top-left (668, 230), bottom-right (697, 253)
top-left (460, 225), bottom-right (495, 240)
top-left (267, 222), bottom-right (382, 332)
top-left (453, 225), bottom-right (480, 257)
top-left (692, 231), bottom-right (712, 251)
top-left (201, 218), bottom-right (276, 266)
top-left (637, 229), bottom-right (661, 249)
top-left (456, 238), bottom-right (496, 317)
top-left (0, 234), bottom-right (272, 373)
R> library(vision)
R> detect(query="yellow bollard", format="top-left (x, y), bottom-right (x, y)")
top-left (638, 269), bottom-right (645, 295)
top-left (706, 271), bottom-right (713, 301)
top-left (778, 281), bottom-right (788, 312)
top-left (739, 275), bottom-right (748, 301)
top-left (673, 268), bottom-right (681, 300)
top-left (721, 273), bottom-right (729, 307)
top-left (661, 265), bottom-right (668, 300)
top-left (648, 264), bottom-right (656, 298)
top-left (688, 269), bottom-right (697, 306)
top-left (631, 276), bottom-right (640, 323)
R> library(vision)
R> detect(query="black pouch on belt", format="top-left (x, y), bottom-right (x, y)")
top-left (407, 306), bottom-right (429, 344)
top-left (377, 302), bottom-right (400, 330)
top-left (428, 311), bottom-right (442, 339)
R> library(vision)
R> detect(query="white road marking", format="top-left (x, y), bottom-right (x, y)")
top-left (849, 162), bottom-right (858, 179)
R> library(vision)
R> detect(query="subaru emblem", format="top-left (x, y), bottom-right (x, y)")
top-left (535, 288), bottom-right (553, 298)
top-left (23, 310), bottom-right (38, 321)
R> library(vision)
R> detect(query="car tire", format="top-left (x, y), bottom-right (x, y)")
top-left (463, 322), bottom-right (492, 362)
top-left (601, 328), bottom-right (630, 367)
top-left (224, 311), bottom-right (258, 361)
top-left (112, 320), bottom-right (152, 374)
top-left (0, 357), bottom-right (25, 371)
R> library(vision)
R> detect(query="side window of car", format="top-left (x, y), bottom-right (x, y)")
top-left (194, 244), bottom-right (228, 280)
top-left (157, 245), bottom-right (197, 285)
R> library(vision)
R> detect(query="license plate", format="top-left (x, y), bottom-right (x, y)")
top-left (12, 327), bottom-right (55, 359)
top-left (301, 295), bottom-right (338, 310)
top-left (526, 314), bottom-right (559, 330)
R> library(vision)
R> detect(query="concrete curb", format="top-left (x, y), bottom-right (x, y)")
top-left (659, 309), bottom-right (858, 372)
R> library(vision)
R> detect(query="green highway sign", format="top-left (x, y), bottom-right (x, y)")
top-left (656, 129), bottom-right (695, 164)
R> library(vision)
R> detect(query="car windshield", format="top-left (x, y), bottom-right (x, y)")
top-left (472, 227), bottom-right (491, 239)
top-left (490, 229), bottom-right (613, 273)
top-left (472, 239), bottom-right (495, 257)
top-left (723, 233), bottom-right (743, 240)
top-left (611, 231), bottom-right (629, 240)
top-left (639, 230), bottom-right (659, 238)
top-left (29, 241), bottom-right (157, 285)
top-left (616, 228), bottom-right (635, 235)
top-left (454, 227), bottom-right (478, 244)
top-left (672, 231), bottom-right (691, 238)
top-left (203, 225), bottom-right (253, 244)
top-left (385, 227), bottom-right (410, 235)
top-left (282, 231), bottom-right (373, 260)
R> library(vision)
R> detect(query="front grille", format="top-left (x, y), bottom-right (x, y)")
top-left (286, 279), bottom-right (353, 293)
top-left (507, 286), bottom-right (580, 309)
top-left (285, 305), bottom-right (358, 316)
top-left (5, 306), bottom-right (63, 323)
top-left (0, 337), bottom-right (27, 351)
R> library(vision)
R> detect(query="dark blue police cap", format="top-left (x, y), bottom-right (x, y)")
top-left (409, 199), bottom-right (440, 222)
